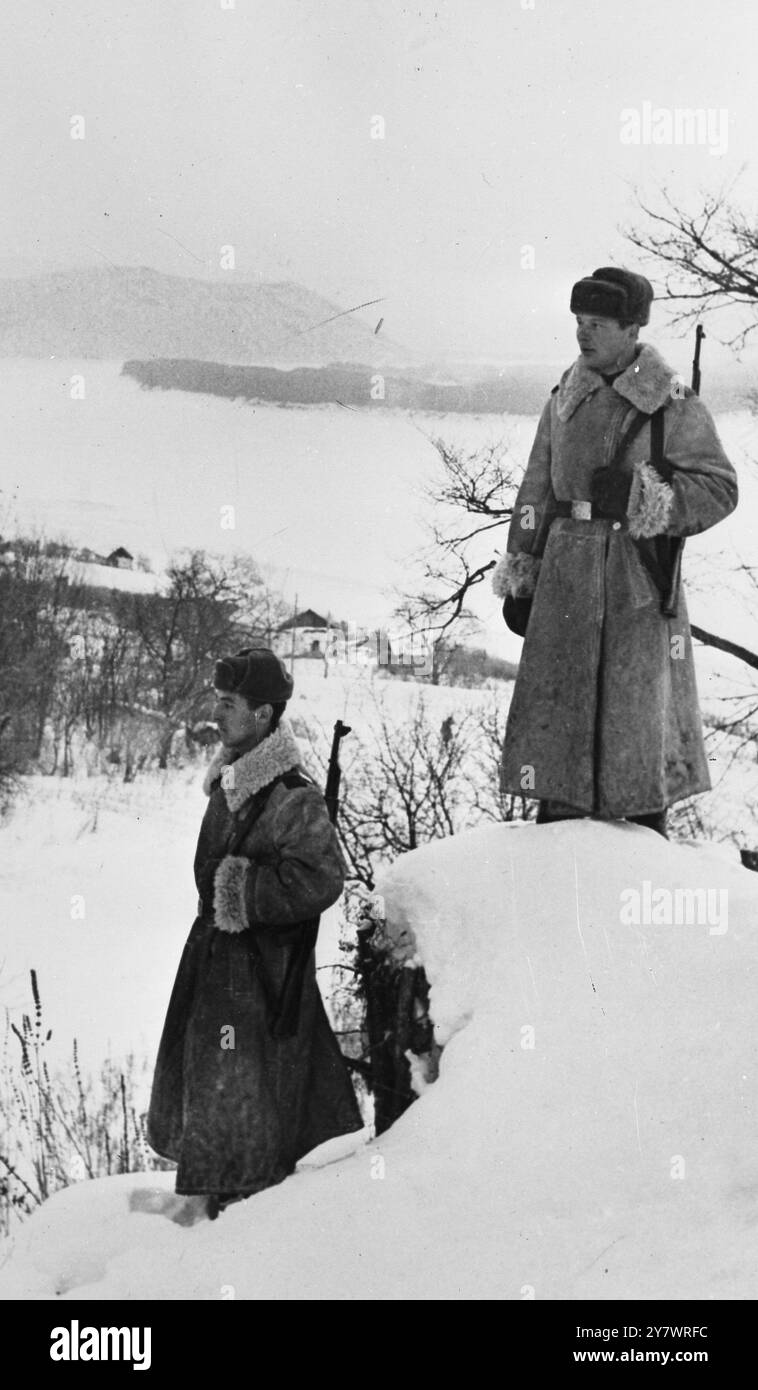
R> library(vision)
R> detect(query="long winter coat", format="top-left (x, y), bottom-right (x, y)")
top-left (147, 720), bottom-right (363, 1196)
top-left (492, 344), bottom-right (738, 817)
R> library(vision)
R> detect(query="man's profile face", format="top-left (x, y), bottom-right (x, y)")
top-left (212, 691), bottom-right (271, 750)
top-left (575, 313), bottom-right (638, 374)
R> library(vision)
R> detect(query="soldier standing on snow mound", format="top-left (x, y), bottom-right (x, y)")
top-left (147, 648), bottom-right (363, 1221)
top-left (492, 267), bottom-right (738, 837)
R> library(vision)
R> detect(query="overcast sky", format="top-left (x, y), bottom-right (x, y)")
top-left (2, 0), bottom-right (756, 361)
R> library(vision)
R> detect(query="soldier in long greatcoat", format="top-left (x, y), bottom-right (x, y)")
top-left (492, 267), bottom-right (738, 835)
top-left (147, 648), bottom-right (362, 1218)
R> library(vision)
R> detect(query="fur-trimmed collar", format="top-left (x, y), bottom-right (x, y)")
top-left (203, 718), bottom-right (302, 812)
top-left (556, 343), bottom-right (677, 422)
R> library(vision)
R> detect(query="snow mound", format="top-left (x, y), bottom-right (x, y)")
top-left (2, 820), bottom-right (758, 1301)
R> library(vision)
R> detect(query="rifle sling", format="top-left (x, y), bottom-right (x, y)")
top-left (613, 405), bottom-right (684, 618)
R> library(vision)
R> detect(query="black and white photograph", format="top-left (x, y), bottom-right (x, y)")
top-left (1, 0), bottom-right (757, 1340)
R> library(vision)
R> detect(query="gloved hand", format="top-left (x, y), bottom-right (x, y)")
top-left (502, 595), bottom-right (532, 637)
top-left (590, 467), bottom-right (632, 519)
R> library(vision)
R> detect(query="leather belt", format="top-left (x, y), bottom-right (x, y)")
top-left (554, 500), bottom-right (623, 526)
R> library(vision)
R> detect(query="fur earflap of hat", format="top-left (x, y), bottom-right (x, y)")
top-left (213, 647), bottom-right (294, 704)
top-left (570, 267), bottom-right (653, 326)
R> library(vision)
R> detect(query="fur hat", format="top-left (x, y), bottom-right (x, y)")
top-left (213, 647), bottom-right (294, 704)
top-left (570, 267), bottom-right (653, 326)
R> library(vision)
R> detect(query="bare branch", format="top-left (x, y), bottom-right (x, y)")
top-left (690, 624), bottom-right (758, 673)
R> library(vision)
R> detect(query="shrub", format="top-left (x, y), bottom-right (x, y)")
top-left (0, 971), bottom-right (171, 1237)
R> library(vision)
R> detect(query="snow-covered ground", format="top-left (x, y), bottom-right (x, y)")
top-left (2, 362), bottom-right (757, 1299)
top-left (2, 816), bottom-right (757, 1300)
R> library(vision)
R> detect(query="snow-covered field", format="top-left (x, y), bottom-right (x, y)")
top-left (2, 815), bottom-right (757, 1301)
top-left (2, 359), bottom-right (451, 636)
top-left (4, 359), bottom-right (756, 662)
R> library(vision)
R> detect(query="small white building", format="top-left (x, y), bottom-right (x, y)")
top-left (106, 547), bottom-right (134, 571)
top-left (274, 608), bottom-right (332, 658)
top-left (274, 609), bottom-right (419, 672)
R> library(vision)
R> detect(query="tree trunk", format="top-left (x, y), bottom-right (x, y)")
top-left (157, 722), bottom-right (175, 770)
top-left (356, 922), bottom-right (438, 1135)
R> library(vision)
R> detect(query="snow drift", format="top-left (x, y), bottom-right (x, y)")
top-left (2, 818), bottom-right (758, 1301)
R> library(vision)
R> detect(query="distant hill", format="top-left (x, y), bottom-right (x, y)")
top-left (0, 266), bottom-right (412, 368)
top-left (1, 266), bottom-right (752, 412)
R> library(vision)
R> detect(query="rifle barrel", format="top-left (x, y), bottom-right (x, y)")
top-left (325, 720), bottom-right (351, 824)
top-left (691, 324), bottom-right (705, 396)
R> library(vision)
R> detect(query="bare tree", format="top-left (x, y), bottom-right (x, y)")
top-left (0, 538), bottom-right (90, 773)
top-left (115, 550), bottom-right (289, 767)
top-left (393, 434), bottom-right (521, 656)
top-left (622, 183), bottom-right (758, 678)
top-left (623, 182), bottom-right (758, 349)
top-left (0, 540), bottom-right (291, 781)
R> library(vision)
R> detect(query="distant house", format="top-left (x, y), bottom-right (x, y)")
top-left (275, 608), bottom-right (332, 658)
top-left (106, 547), bottom-right (134, 571)
top-left (273, 610), bottom-right (400, 669)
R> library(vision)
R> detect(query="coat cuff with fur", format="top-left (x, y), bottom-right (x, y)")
top-left (213, 856), bottom-right (250, 934)
top-left (627, 461), bottom-right (674, 540)
top-left (491, 551), bottom-right (541, 599)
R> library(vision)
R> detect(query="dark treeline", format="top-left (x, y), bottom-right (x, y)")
top-left (122, 357), bottom-right (553, 414)
top-left (122, 357), bottom-right (750, 414)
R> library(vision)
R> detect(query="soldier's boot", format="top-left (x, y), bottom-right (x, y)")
top-left (207, 1192), bottom-right (246, 1220)
top-left (627, 810), bottom-right (668, 838)
top-left (536, 799), bottom-right (587, 824)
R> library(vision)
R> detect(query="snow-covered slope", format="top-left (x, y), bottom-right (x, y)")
top-left (67, 559), bottom-right (167, 595)
top-left (2, 818), bottom-right (757, 1301)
